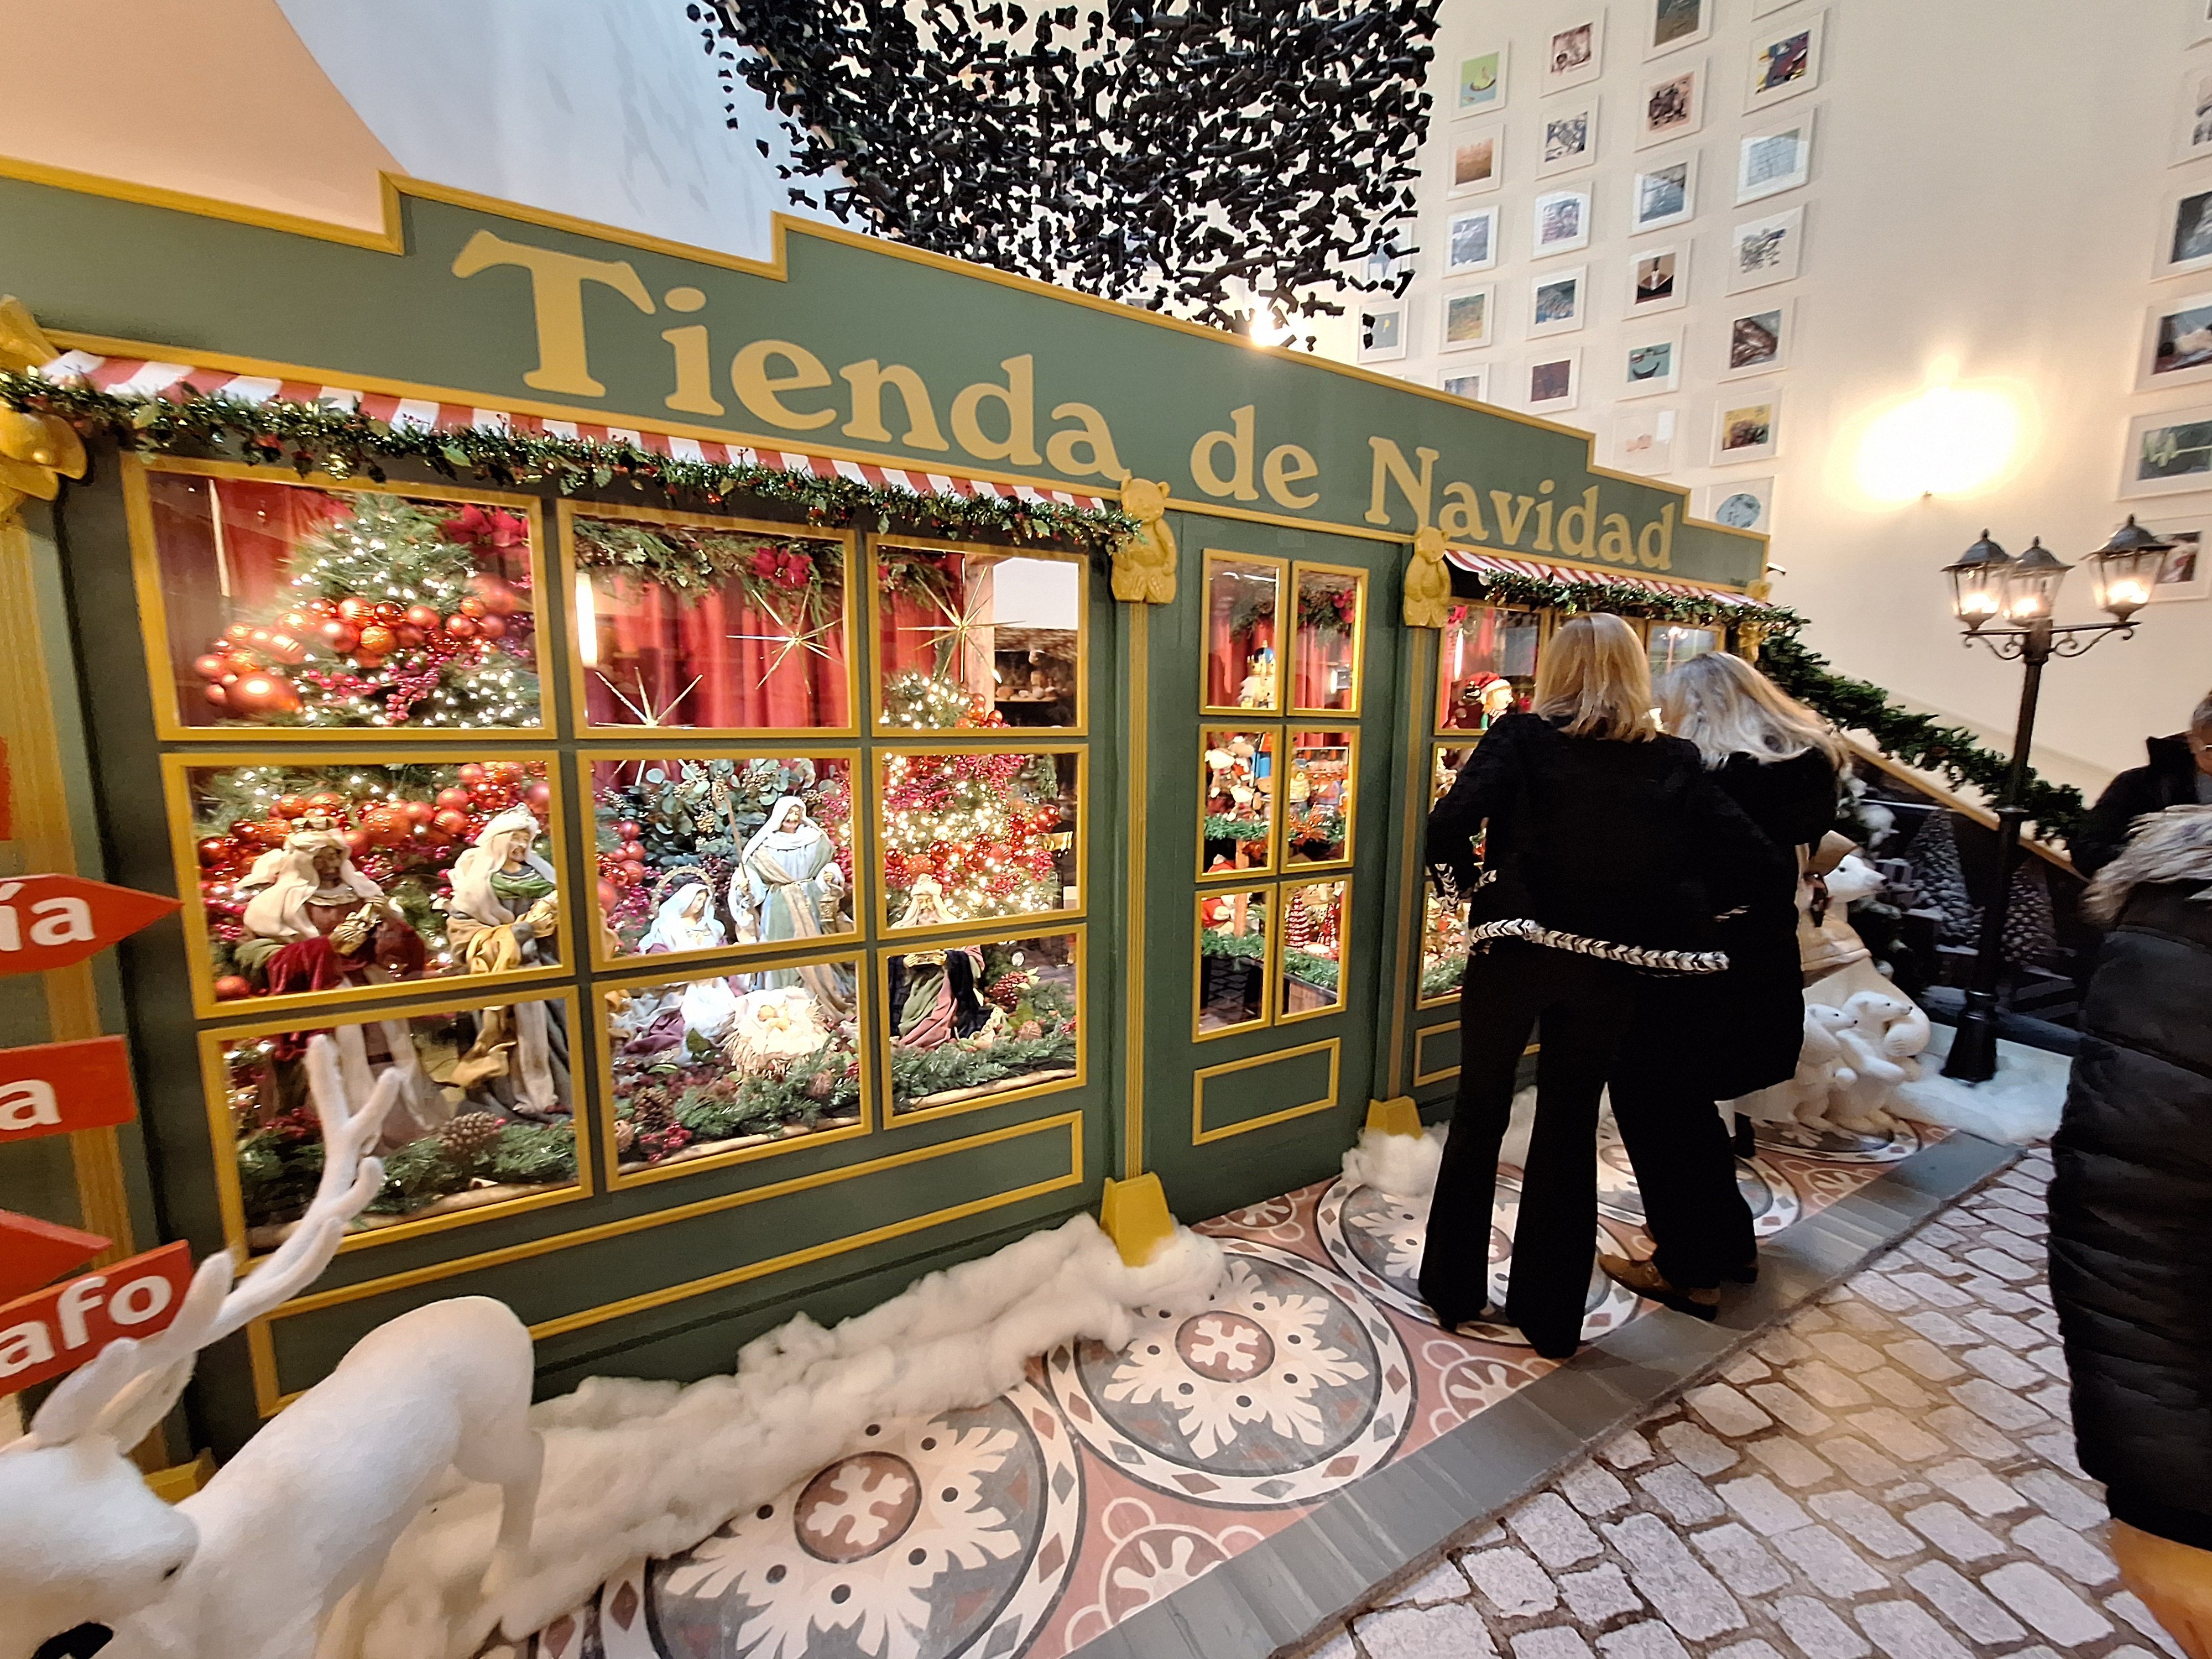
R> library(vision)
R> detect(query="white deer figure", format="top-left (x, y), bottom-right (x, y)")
top-left (0, 1036), bottom-right (542, 1659)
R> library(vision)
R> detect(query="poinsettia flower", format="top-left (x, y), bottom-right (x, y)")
top-left (750, 547), bottom-right (782, 578)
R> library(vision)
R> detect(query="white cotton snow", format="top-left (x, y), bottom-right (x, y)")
top-left (345, 1213), bottom-right (1224, 1659)
top-left (1891, 1029), bottom-right (2071, 1145)
top-left (1342, 1123), bottom-right (1447, 1198)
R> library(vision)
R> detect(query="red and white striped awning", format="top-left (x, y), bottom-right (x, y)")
top-left (1447, 548), bottom-right (1764, 607)
top-left (33, 350), bottom-right (1110, 511)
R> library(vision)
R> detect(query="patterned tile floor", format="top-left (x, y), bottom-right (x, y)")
top-left (492, 1119), bottom-right (1940, 1659)
top-left (1309, 1143), bottom-right (2184, 1659)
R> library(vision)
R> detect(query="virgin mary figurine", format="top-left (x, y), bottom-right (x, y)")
top-left (636, 878), bottom-right (742, 1041)
top-left (446, 807), bottom-right (568, 1117)
top-left (889, 877), bottom-right (994, 1050)
top-left (731, 796), bottom-right (853, 1016)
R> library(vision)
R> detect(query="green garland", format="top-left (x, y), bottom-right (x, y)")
top-left (890, 1027), bottom-right (1077, 1105)
top-left (1760, 634), bottom-right (2089, 849)
top-left (1284, 948), bottom-right (1340, 991)
top-left (2, 373), bottom-right (1135, 553)
top-left (1199, 928), bottom-right (1267, 962)
top-left (1463, 570), bottom-right (1802, 632)
top-left (572, 516), bottom-right (843, 612)
top-left (1203, 812), bottom-right (1271, 842)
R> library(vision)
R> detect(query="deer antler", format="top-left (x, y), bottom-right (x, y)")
top-left (20, 1036), bottom-right (398, 1451)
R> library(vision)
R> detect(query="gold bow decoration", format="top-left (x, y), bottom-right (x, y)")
top-left (1402, 524), bottom-right (1453, 629)
top-left (0, 298), bottom-right (86, 527)
top-left (1109, 476), bottom-right (1178, 605)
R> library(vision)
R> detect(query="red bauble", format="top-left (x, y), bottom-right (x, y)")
top-left (212, 975), bottom-right (253, 1001)
top-left (401, 800), bottom-right (435, 825)
top-left (356, 624), bottom-right (397, 656)
top-left (524, 780), bottom-right (551, 811)
top-left (196, 836), bottom-right (232, 867)
top-left (404, 604), bottom-right (441, 630)
top-left (436, 787), bottom-right (472, 811)
top-left (306, 790), bottom-right (346, 811)
top-left (343, 830), bottom-right (370, 858)
top-left (319, 619), bottom-right (361, 653)
top-left (621, 839), bottom-right (646, 862)
top-left (373, 602), bottom-right (405, 624)
top-left (468, 572), bottom-right (520, 615)
top-left (457, 596), bottom-right (487, 619)
top-left (615, 819), bottom-right (642, 840)
top-left (248, 816), bottom-right (292, 847)
top-left (474, 614), bottom-right (507, 640)
top-left (433, 808), bottom-right (472, 836)
top-left (223, 623), bottom-right (254, 645)
top-left (619, 859), bottom-right (648, 884)
top-left (229, 672), bottom-right (300, 715)
top-left (303, 598), bottom-right (337, 619)
top-left (273, 794), bottom-right (309, 818)
top-left (192, 654), bottom-right (229, 682)
top-left (360, 805), bottom-right (410, 846)
top-left (597, 878), bottom-right (620, 912)
top-left (487, 761), bottom-right (523, 784)
top-left (443, 614), bottom-right (478, 639)
top-left (337, 597), bottom-right (374, 623)
top-left (457, 763), bottom-right (486, 785)
top-left (263, 632), bottom-right (308, 666)
top-left (394, 624), bottom-right (425, 648)
top-left (278, 610), bottom-right (310, 633)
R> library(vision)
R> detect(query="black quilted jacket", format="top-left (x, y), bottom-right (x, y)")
top-left (2049, 879), bottom-right (2212, 1548)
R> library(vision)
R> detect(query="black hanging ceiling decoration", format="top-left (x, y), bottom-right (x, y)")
top-left (692, 0), bottom-right (1438, 341)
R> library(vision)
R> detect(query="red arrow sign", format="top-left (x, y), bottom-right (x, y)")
top-left (0, 875), bottom-right (177, 975)
top-left (0, 1210), bottom-right (111, 1302)
top-left (0, 1241), bottom-right (192, 1396)
top-left (0, 1036), bottom-right (137, 1142)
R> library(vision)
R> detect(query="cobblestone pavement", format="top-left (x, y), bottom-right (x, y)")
top-left (1306, 1145), bottom-right (2186, 1659)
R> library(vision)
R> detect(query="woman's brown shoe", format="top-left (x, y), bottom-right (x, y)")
top-left (1599, 1253), bottom-right (1721, 1321)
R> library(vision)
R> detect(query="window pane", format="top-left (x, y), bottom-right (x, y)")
top-left (1282, 878), bottom-right (1348, 1018)
top-left (1438, 603), bottom-right (1541, 732)
top-left (1203, 554), bottom-right (1282, 711)
top-left (1197, 888), bottom-right (1270, 1034)
top-left (877, 546), bottom-right (1081, 730)
top-left (1292, 566), bottom-right (1365, 711)
top-left (1421, 889), bottom-right (1469, 1003)
top-left (589, 756), bottom-right (857, 970)
top-left (187, 761), bottom-right (557, 1007)
top-left (607, 960), bottom-right (863, 1170)
top-left (220, 995), bottom-right (579, 1250)
top-left (885, 931), bottom-right (1079, 1115)
top-left (147, 472), bottom-right (541, 732)
top-left (880, 751), bottom-right (1078, 929)
top-left (1201, 728), bottom-right (1276, 877)
top-left (1647, 623), bottom-right (1719, 679)
top-left (573, 516), bottom-right (849, 731)
top-left (1286, 731), bottom-right (1355, 867)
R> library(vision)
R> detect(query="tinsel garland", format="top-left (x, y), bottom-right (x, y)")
top-left (1463, 569), bottom-right (1803, 633)
top-left (0, 373), bottom-right (1135, 552)
top-left (1760, 634), bottom-right (2089, 849)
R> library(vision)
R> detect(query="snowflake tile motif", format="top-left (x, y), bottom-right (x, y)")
top-left (1755, 1119), bottom-right (1922, 1164)
top-left (645, 1381), bottom-right (1079, 1659)
top-left (1595, 1124), bottom-right (1803, 1238)
top-left (1316, 1171), bottom-right (1640, 1347)
top-left (1048, 1239), bottom-right (1412, 1505)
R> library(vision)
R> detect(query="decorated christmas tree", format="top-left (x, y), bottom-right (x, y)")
top-left (190, 495), bottom-right (540, 729)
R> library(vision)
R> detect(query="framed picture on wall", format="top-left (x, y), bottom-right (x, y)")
top-left (1543, 15), bottom-right (1606, 95)
top-left (1448, 126), bottom-right (1504, 197)
top-left (1527, 349), bottom-right (1584, 414)
top-left (2159, 183), bottom-right (2212, 279)
top-left (1538, 102), bottom-right (1601, 176)
top-left (1736, 109), bottom-right (1815, 204)
top-left (1458, 46), bottom-right (1510, 116)
top-left (1750, 0), bottom-right (1801, 15)
top-left (2139, 289), bottom-right (2212, 390)
top-left (1446, 206), bottom-right (1501, 274)
top-left (1627, 242), bottom-right (1688, 314)
top-left (1632, 155), bottom-right (1697, 233)
top-left (1646, 0), bottom-right (1710, 57)
top-left (1745, 11), bottom-right (1824, 113)
top-left (1714, 390), bottom-right (1782, 464)
top-left (1728, 205), bottom-right (1806, 291)
top-left (1534, 186), bottom-right (1595, 257)
top-left (2193, 0), bottom-right (2212, 49)
top-left (1636, 61), bottom-right (1705, 148)
top-left (1359, 300), bottom-right (1408, 363)
top-left (2120, 405), bottom-right (2212, 497)
top-left (1722, 297), bottom-right (1794, 378)
top-left (1528, 266), bottom-right (1590, 337)
top-left (1442, 366), bottom-right (1494, 403)
top-left (1441, 285), bottom-right (1496, 351)
top-left (2176, 65), bottom-right (2212, 166)
top-left (1622, 325), bottom-right (1683, 397)
top-left (1700, 476), bottom-right (1775, 532)
top-left (2138, 519), bottom-right (2212, 601)
top-left (1613, 406), bottom-right (1680, 473)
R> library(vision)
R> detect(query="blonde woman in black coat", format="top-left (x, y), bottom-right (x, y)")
top-left (1420, 615), bottom-right (1787, 1358)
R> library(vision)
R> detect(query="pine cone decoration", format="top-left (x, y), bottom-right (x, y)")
top-left (1017, 1019), bottom-right (1043, 1041)
top-left (438, 1111), bottom-right (504, 1164)
top-left (628, 1086), bottom-right (676, 1133)
top-left (804, 1070), bottom-right (836, 1100)
top-left (985, 971), bottom-right (1027, 1012)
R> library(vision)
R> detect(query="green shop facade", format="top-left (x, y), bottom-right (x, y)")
top-left (0, 161), bottom-right (1777, 1456)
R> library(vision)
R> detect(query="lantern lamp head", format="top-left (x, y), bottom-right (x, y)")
top-left (1943, 529), bottom-right (2012, 630)
top-left (2000, 536), bottom-right (2071, 623)
top-left (2083, 514), bottom-right (2171, 623)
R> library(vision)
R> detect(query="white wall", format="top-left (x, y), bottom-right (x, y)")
top-left (1385, 0), bottom-right (2211, 792)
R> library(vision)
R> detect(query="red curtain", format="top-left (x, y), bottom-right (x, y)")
top-left (586, 578), bottom-right (851, 729)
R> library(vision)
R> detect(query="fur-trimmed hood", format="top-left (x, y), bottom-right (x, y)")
top-left (2082, 805), bottom-right (2212, 925)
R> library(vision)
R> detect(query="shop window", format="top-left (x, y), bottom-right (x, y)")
top-left (1280, 878), bottom-right (1349, 1021)
top-left (140, 469), bottom-right (543, 734)
top-left (586, 754), bottom-right (857, 966)
top-left (1647, 622), bottom-right (1719, 679)
top-left (1420, 890), bottom-right (1470, 1006)
top-left (875, 544), bottom-right (1082, 731)
top-left (884, 929), bottom-right (1081, 1117)
top-left (176, 758), bottom-right (560, 1014)
top-left (568, 510), bottom-right (852, 733)
top-left (1202, 551), bottom-right (1284, 712)
top-left (1291, 564), bottom-right (1366, 713)
top-left (1199, 729), bottom-right (1276, 878)
top-left (878, 749), bottom-right (1081, 932)
top-left (1437, 603), bottom-right (1542, 734)
top-left (1196, 888), bottom-right (1271, 1036)
top-left (214, 992), bottom-right (583, 1253)
top-left (603, 956), bottom-right (865, 1179)
top-left (1285, 732), bottom-right (1355, 868)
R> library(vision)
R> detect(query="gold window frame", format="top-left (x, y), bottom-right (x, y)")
top-left (867, 742), bottom-right (1088, 941)
top-left (124, 454), bottom-right (554, 744)
top-left (1433, 601), bottom-right (1552, 736)
top-left (1276, 876), bottom-right (1352, 1026)
top-left (1197, 548), bottom-right (1290, 717)
top-left (1287, 559), bottom-right (1370, 718)
top-left (879, 923), bottom-right (1086, 1126)
top-left (557, 498), bottom-right (862, 742)
top-left (1191, 886), bottom-right (1276, 1042)
top-left (1194, 724), bottom-right (1279, 883)
top-left (1282, 727), bottom-right (1359, 873)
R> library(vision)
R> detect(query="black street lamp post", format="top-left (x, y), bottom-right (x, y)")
top-left (1938, 518), bottom-right (2167, 1083)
